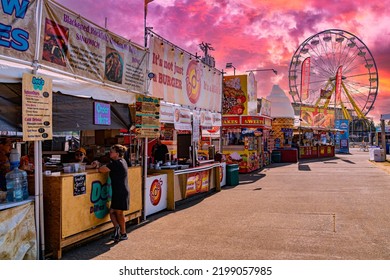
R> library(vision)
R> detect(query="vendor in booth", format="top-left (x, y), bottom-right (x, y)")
top-left (152, 137), bottom-right (169, 163)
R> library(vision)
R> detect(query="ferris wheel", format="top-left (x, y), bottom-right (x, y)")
top-left (288, 29), bottom-right (378, 121)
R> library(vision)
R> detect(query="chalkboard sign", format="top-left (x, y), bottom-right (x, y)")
top-left (73, 174), bottom-right (86, 196)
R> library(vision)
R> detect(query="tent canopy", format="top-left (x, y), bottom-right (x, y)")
top-left (0, 60), bottom-right (135, 132)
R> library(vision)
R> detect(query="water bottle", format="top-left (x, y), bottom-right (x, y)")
top-left (5, 175), bottom-right (14, 202)
top-left (6, 167), bottom-right (27, 202)
top-left (9, 148), bottom-right (19, 171)
top-left (5, 148), bottom-right (29, 202)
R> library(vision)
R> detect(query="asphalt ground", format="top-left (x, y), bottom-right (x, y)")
top-left (61, 148), bottom-right (390, 260)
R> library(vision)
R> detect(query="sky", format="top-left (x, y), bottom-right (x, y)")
top-left (55, 0), bottom-right (390, 124)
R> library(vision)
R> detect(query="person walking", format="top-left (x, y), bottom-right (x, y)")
top-left (97, 144), bottom-right (129, 242)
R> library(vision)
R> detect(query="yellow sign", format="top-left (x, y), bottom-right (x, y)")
top-left (22, 73), bottom-right (53, 141)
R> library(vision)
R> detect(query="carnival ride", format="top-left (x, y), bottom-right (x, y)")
top-left (288, 29), bottom-right (378, 123)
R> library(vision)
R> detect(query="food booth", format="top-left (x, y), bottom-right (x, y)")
top-left (293, 104), bottom-right (336, 159)
top-left (0, 0), bottom-right (144, 259)
top-left (222, 74), bottom-right (272, 173)
top-left (143, 34), bottom-right (223, 211)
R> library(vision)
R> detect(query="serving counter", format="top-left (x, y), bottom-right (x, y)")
top-left (28, 166), bottom-right (142, 259)
top-left (299, 145), bottom-right (335, 159)
top-left (148, 162), bottom-right (221, 210)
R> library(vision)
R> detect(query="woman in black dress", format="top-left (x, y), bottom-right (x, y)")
top-left (98, 144), bottom-right (129, 241)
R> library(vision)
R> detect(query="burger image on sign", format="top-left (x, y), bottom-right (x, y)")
top-left (185, 60), bottom-right (201, 104)
top-left (149, 179), bottom-right (162, 206)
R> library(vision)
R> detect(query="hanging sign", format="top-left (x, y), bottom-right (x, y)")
top-left (159, 103), bottom-right (175, 123)
top-left (135, 94), bottom-right (160, 138)
top-left (22, 73), bottom-right (53, 141)
top-left (173, 107), bottom-right (192, 131)
top-left (94, 102), bottom-right (111, 125)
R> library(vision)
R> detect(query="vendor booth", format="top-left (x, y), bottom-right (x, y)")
top-left (292, 104), bottom-right (336, 160)
top-left (143, 33), bottom-right (223, 209)
top-left (266, 85), bottom-right (298, 163)
top-left (222, 74), bottom-right (272, 173)
top-left (0, 0), bottom-right (145, 259)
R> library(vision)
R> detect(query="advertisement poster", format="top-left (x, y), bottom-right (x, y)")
top-left (185, 171), bottom-right (209, 198)
top-left (40, 1), bottom-right (147, 93)
top-left (0, 0), bottom-right (38, 62)
top-left (299, 105), bottom-right (335, 128)
top-left (173, 107), bottom-right (192, 131)
top-left (148, 36), bottom-right (222, 112)
top-left (223, 75), bottom-right (248, 115)
top-left (135, 94), bottom-right (160, 138)
top-left (144, 174), bottom-right (168, 216)
top-left (22, 73), bottom-right (53, 141)
top-left (335, 119), bottom-right (350, 154)
top-left (220, 162), bottom-right (226, 187)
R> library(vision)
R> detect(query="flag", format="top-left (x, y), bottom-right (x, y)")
top-left (145, 0), bottom-right (154, 16)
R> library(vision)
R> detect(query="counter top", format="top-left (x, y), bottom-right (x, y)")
top-left (0, 197), bottom-right (34, 211)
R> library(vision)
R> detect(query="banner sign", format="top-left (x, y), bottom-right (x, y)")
top-left (301, 57), bottom-right (310, 101)
top-left (258, 98), bottom-right (272, 117)
top-left (159, 103), bottom-right (175, 123)
top-left (247, 72), bottom-right (257, 115)
top-left (135, 94), bottom-right (160, 138)
top-left (200, 111), bottom-right (213, 127)
top-left (185, 170), bottom-right (209, 198)
top-left (335, 119), bottom-right (349, 154)
top-left (212, 113), bottom-right (222, 126)
top-left (148, 36), bottom-right (222, 112)
top-left (192, 110), bottom-right (200, 142)
top-left (22, 73), bottom-right (53, 141)
top-left (173, 107), bottom-right (191, 131)
top-left (144, 174), bottom-right (168, 217)
top-left (223, 75), bottom-right (248, 115)
top-left (40, 1), bottom-right (147, 93)
top-left (299, 105), bottom-right (335, 128)
top-left (0, 0), bottom-right (38, 61)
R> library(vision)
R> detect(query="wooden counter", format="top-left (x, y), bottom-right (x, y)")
top-left (149, 163), bottom-right (221, 210)
top-left (29, 166), bottom-right (142, 259)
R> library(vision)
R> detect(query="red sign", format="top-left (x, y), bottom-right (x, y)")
top-left (222, 116), bottom-right (240, 126)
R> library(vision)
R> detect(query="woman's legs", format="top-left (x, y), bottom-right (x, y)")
top-left (110, 209), bottom-right (126, 234)
top-left (115, 210), bottom-right (126, 235)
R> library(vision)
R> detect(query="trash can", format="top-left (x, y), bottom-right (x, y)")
top-left (374, 149), bottom-right (385, 162)
top-left (369, 146), bottom-right (379, 161)
top-left (226, 164), bottom-right (239, 186)
top-left (271, 150), bottom-right (282, 163)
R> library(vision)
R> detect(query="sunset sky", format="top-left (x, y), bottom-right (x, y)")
top-left (56, 0), bottom-right (390, 124)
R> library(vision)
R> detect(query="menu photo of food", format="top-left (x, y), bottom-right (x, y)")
top-left (42, 18), bottom-right (69, 67)
top-left (104, 47), bottom-right (124, 84)
top-left (223, 85), bottom-right (246, 115)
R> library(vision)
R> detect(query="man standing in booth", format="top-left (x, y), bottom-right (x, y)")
top-left (152, 137), bottom-right (169, 163)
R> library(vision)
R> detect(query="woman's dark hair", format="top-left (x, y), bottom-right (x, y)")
top-left (110, 144), bottom-right (127, 157)
top-left (0, 138), bottom-right (11, 145)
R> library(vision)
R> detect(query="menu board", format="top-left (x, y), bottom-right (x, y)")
top-left (22, 73), bottom-right (53, 141)
top-left (135, 94), bottom-right (160, 138)
top-left (73, 174), bottom-right (86, 196)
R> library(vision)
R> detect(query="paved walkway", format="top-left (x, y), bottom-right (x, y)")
top-left (62, 148), bottom-right (390, 260)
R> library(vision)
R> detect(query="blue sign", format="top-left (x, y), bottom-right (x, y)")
top-left (335, 119), bottom-right (349, 153)
top-left (94, 102), bottom-right (111, 125)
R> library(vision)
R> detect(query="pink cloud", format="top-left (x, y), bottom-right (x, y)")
top-left (56, 0), bottom-right (390, 123)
